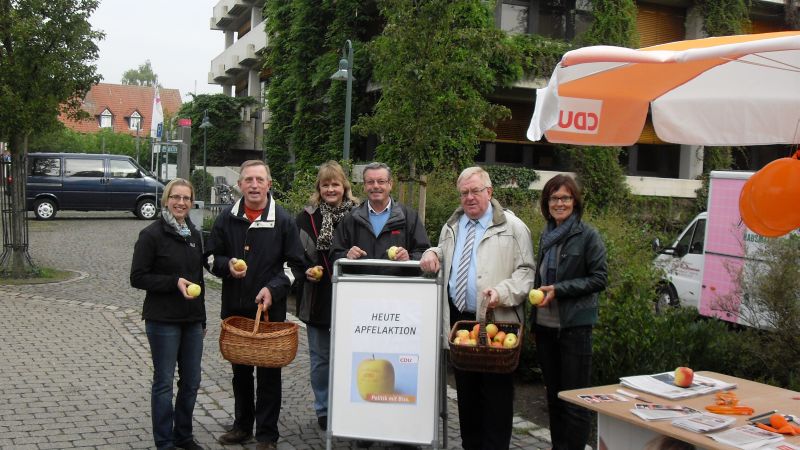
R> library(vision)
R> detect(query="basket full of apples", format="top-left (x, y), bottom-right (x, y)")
top-left (448, 305), bottom-right (523, 374)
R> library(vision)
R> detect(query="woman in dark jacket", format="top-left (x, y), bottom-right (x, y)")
top-left (131, 178), bottom-right (206, 450)
top-left (531, 174), bottom-right (608, 450)
top-left (295, 161), bottom-right (357, 431)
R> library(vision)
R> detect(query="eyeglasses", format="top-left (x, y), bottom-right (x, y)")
top-left (548, 195), bottom-right (574, 205)
top-left (168, 195), bottom-right (192, 203)
top-left (459, 186), bottom-right (488, 198)
top-left (364, 179), bottom-right (390, 186)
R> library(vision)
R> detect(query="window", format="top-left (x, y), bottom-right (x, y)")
top-left (675, 219), bottom-right (706, 256)
top-left (109, 160), bottom-right (139, 178)
top-left (500, 3), bottom-right (528, 34)
top-left (29, 157), bottom-right (61, 177)
top-left (100, 109), bottom-right (113, 129)
top-left (65, 159), bottom-right (104, 178)
top-left (129, 111), bottom-right (142, 131)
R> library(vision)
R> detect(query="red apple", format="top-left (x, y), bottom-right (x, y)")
top-left (493, 331), bottom-right (506, 344)
top-left (674, 367), bottom-right (694, 387)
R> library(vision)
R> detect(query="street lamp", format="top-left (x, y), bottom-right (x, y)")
top-left (199, 110), bottom-right (213, 201)
top-left (330, 39), bottom-right (353, 162)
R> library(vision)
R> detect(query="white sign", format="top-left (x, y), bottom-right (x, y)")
top-left (329, 268), bottom-right (441, 446)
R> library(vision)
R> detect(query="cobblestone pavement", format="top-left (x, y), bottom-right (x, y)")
top-left (0, 212), bottom-right (551, 449)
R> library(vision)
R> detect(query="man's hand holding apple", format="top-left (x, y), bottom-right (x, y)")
top-left (419, 250), bottom-right (440, 273)
top-left (229, 258), bottom-right (247, 279)
top-left (387, 246), bottom-right (409, 261)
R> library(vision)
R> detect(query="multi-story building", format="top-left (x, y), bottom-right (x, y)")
top-left (208, 0), bottom-right (794, 196)
top-left (208, 0), bottom-right (266, 160)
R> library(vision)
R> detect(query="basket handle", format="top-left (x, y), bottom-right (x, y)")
top-left (477, 294), bottom-right (494, 347)
top-left (252, 304), bottom-right (270, 335)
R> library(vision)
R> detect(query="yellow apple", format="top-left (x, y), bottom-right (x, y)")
top-left (485, 323), bottom-right (498, 340)
top-left (493, 331), bottom-right (506, 344)
top-left (503, 333), bottom-right (518, 348)
top-left (466, 338), bottom-right (477, 346)
top-left (456, 329), bottom-right (470, 340)
top-left (309, 265), bottom-right (323, 280)
top-left (186, 283), bottom-right (201, 298)
top-left (356, 357), bottom-right (395, 401)
top-left (452, 336), bottom-right (464, 345)
top-left (529, 289), bottom-right (545, 306)
top-left (674, 367), bottom-right (694, 387)
top-left (233, 259), bottom-right (247, 272)
top-left (387, 246), bottom-right (399, 260)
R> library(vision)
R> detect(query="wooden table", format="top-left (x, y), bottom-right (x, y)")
top-left (559, 372), bottom-right (800, 449)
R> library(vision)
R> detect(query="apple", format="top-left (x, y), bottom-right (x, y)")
top-left (309, 265), bottom-right (324, 280)
top-left (356, 357), bottom-right (395, 401)
top-left (486, 323), bottom-right (499, 340)
top-left (674, 367), bottom-right (694, 387)
top-left (452, 336), bottom-right (464, 345)
top-left (466, 338), bottom-right (477, 346)
top-left (491, 341), bottom-right (504, 348)
top-left (470, 323), bottom-right (480, 340)
top-left (233, 259), bottom-right (247, 271)
top-left (493, 331), bottom-right (506, 344)
top-left (503, 333), bottom-right (518, 348)
top-left (186, 283), bottom-right (201, 298)
top-left (387, 246), bottom-right (399, 260)
top-left (456, 329), bottom-right (470, 340)
top-left (529, 289), bottom-right (545, 306)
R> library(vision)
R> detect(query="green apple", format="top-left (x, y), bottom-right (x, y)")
top-left (356, 357), bottom-right (395, 401)
top-left (387, 246), bottom-right (399, 260)
top-left (529, 289), bottom-right (545, 306)
top-left (186, 283), bottom-right (201, 298)
top-left (503, 332), bottom-right (518, 348)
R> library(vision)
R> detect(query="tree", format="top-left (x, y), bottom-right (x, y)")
top-left (176, 94), bottom-right (258, 166)
top-left (121, 60), bottom-right (158, 87)
top-left (0, 0), bottom-right (103, 276)
top-left (354, 0), bottom-right (522, 178)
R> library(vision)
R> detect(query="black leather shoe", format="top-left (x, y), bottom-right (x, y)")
top-left (217, 427), bottom-right (252, 445)
top-left (318, 415), bottom-right (328, 430)
top-left (176, 440), bottom-right (204, 450)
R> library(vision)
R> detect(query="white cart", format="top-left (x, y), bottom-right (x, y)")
top-left (326, 259), bottom-right (445, 449)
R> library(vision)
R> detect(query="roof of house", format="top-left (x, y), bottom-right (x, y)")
top-left (60, 83), bottom-right (182, 135)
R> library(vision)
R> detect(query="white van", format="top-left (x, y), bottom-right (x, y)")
top-left (653, 170), bottom-right (798, 325)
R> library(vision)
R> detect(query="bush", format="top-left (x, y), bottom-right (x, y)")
top-left (190, 169), bottom-right (214, 202)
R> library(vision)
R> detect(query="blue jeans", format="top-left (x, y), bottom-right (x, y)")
top-left (307, 325), bottom-right (331, 417)
top-left (534, 324), bottom-right (593, 450)
top-left (145, 320), bottom-right (204, 450)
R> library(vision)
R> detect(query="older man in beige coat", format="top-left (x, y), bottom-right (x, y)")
top-left (420, 166), bottom-right (535, 450)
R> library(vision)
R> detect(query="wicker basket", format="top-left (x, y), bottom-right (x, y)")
top-left (219, 304), bottom-right (299, 368)
top-left (448, 305), bottom-right (523, 374)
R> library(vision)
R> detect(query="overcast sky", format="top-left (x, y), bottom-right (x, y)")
top-left (89, 0), bottom-right (224, 100)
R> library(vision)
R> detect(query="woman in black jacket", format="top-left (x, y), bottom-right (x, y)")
top-left (131, 178), bottom-right (206, 450)
top-left (295, 161), bottom-right (357, 431)
top-left (531, 174), bottom-right (608, 450)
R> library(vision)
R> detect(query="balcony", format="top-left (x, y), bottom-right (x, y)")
top-left (212, 0), bottom-right (265, 30)
top-left (209, 20), bottom-right (267, 86)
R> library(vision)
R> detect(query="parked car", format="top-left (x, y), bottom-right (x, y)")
top-left (26, 152), bottom-right (165, 220)
top-left (653, 170), bottom-right (799, 325)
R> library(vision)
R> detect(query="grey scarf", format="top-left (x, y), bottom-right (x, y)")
top-left (162, 209), bottom-right (191, 238)
top-left (540, 214), bottom-right (577, 286)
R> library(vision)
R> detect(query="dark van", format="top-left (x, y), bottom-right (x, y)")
top-left (26, 153), bottom-right (165, 220)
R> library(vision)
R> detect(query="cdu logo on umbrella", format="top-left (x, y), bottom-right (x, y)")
top-left (557, 97), bottom-right (602, 134)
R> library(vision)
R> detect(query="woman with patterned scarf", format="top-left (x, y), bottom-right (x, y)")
top-left (131, 178), bottom-right (207, 450)
top-left (295, 161), bottom-right (358, 431)
top-left (531, 174), bottom-right (608, 450)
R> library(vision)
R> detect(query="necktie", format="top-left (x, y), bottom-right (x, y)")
top-left (453, 220), bottom-right (477, 312)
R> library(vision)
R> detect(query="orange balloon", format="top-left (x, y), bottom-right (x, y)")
top-left (748, 158), bottom-right (800, 232)
top-left (739, 178), bottom-right (791, 238)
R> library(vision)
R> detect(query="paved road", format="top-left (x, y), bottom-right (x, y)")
top-left (0, 211), bottom-right (551, 449)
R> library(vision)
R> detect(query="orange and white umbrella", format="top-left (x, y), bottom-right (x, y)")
top-left (527, 31), bottom-right (800, 146)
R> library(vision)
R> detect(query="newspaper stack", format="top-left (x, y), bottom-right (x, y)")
top-left (708, 425), bottom-right (784, 449)
top-left (672, 413), bottom-right (736, 432)
top-left (629, 403), bottom-right (702, 421)
top-left (619, 372), bottom-right (737, 400)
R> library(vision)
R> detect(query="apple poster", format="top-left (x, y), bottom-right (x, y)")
top-left (351, 352), bottom-right (419, 404)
